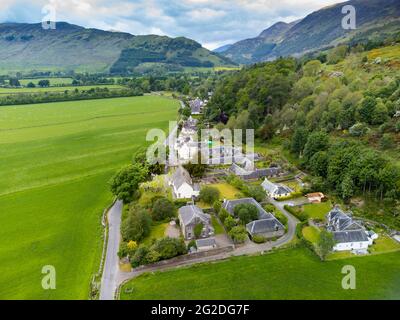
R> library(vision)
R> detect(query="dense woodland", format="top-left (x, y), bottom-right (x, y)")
top-left (205, 43), bottom-right (400, 225)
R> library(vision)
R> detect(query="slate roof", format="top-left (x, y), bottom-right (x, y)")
top-left (172, 166), bottom-right (193, 189)
top-left (179, 205), bottom-right (210, 227)
top-left (222, 198), bottom-right (273, 220)
top-left (333, 230), bottom-right (369, 243)
top-left (261, 178), bottom-right (277, 194)
top-left (196, 238), bottom-right (217, 248)
top-left (327, 207), bottom-right (363, 232)
top-left (246, 219), bottom-right (285, 235)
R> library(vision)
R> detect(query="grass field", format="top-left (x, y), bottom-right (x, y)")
top-left (0, 85), bottom-right (125, 95)
top-left (142, 223), bottom-right (169, 246)
top-left (302, 226), bottom-right (320, 243)
top-left (0, 96), bottom-right (178, 299)
top-left (120, 247), bottom-right (400, 300)
top-left (18, 78), bottom-right (74, 86)
top-left (301, 201), bottom-right (332, 220)
top-left (213, 183), bottom-right (243, 200)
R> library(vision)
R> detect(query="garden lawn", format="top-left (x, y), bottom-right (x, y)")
top-left (370, 236), bottom-right (400, 254)
top-left (302, 201), bottom-right (332, 220)
top-left (211, 216), bottom-right (225, 235)
top-left (142, 223), bottom-right (169, 246)
top-left (213, 183), bottom-right (243, 200)
top-left (302, 226), bottom-right (320, 244)
top-left (0, 96), bottom-right (178, 299)
top-left (120, 247), bottom-right (400, 300)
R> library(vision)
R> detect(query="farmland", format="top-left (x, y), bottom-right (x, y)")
top-left (0, 96), bottom-right (178, 299)
top-left (120, 247), bottom-right (400, 300)
top-left (0, 84), bottom-right (125, 95)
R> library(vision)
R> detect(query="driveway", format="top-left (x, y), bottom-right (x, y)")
top-left (99, 200), bottom-right (123, 300)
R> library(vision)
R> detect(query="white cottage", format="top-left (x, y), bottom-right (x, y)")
top-left (326, 207), bottom-right (375, 252)
top-left (170, 166), bottom-right (199, 199)
top-left (261, 178), bottom-right (293, 199)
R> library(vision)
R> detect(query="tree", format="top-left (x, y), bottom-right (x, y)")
top-left (229, 226), bottom-right (248, 244)
top-left (357, 96), bottom-right (376, 124)
top-left (234, 203), bottom-right (259, 225)
top-left (316, 230), bottom-right (336, 261)
top-left (181, 106), bottom-right (192, 119)
top-left (341, 175), bottom-right (355, 200)
top-left (303, 131), bottom-right (329, 161)
top-left (371, 99), bottom-right (388, 125)
top-left (9, 78), bottom-right (20, 87)
top-left (194, 223), bottom-right (204, 239)
top-left (27, 82), bottom-right (36, 88)
top-left (184, 154), bottom-right (207, 178)
top-left (151, 237), bottom-right (187, 260)
top-left (199, 186), bottom-right (221, 205)
top-left (291, 127), bottom-right (309, 156)
top-left (303, 60), bottom-right (322, 77)
top-left (380, 134), bottom-right (395, 150)
top-left (152, 198), bottom-right (176, 221)
top-left (248, 185), bottom-right (266, 202)
top-left (121, 209), bottom-right (152, 242)
top-left (309, 151), bottom-right (329, 177)
top-left (110, 163), bottom-right (149, 203)
top-left (213, 201), bottom-right (222, 214)
top-left (38, 79), bottom-right (50, 87)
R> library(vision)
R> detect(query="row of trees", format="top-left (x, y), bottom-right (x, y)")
top-left (0, 87), bottom-right (143, 106)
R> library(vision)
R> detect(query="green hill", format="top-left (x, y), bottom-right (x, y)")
top-left (0, 22), bottom-right (234, 74)
top-left (222, 0), bottom-right (400, 64)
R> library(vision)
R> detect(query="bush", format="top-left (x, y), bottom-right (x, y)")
top-left (234, 203), bottom-right (259, 225)
top-left (200, 186), bottom-right (221, 205)
top-left (274, 211), bottom-right (288, 228)
top-left (151, 237), bottom-right (187, 260)
top-left (218, 208), bottom-right (230, 224)
top-left (213, 201), bottom-right (222, 214)
top-left (121, 209), bottom-right (152, 242)
top-left (224, 215), bottom-right (237, 231)
top-left (252, 235), bottom-right (267, 244)
top-left (152, 198), bottom-right (176, 221)
top-left (187, 240), bottom-right (197, 250)
top-left (131, 245), bottom-right (149, 267)
top-left (229, 226), bottom-right (248, 244)
top-left (284, 205), bottom-right (308, 222)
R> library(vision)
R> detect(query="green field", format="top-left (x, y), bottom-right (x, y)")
top-left (120, 247), bottom-right (400, 300)
top-left (18, 78), bottom-right (74, 86)
top-left (0, 96), bottom-right (178, 299)
top-left (0, 85), bottom-right (125, 95)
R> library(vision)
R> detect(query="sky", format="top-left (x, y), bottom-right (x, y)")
top-left (0, 0), bottom-right (344, 50)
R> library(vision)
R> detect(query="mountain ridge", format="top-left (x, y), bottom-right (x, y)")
top-left (0, 22), bottom-right (234, 74)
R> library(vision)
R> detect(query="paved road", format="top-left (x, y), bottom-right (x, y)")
top-left (99, 200), bottom-right (123, 300)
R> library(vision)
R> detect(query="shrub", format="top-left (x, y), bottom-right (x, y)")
top-left (131, 245), bottom-right (149, 267)
top-left (229, 226), bottom-right (248, 244)
top-left (145, 250), bottom-right (161, 264)
top-left (152, 198), bottom-right (176, 221)
top-left (274, 211), bottom-right (288, 227)
top-left (121, 209), bottom-right (152, 242)
top-left (213, 201), bottom-right (222, 214)
top-left (218, 208), bottom-right (230, 224)
top-left (234, 203), bottom-right (259, 225)
top-left (224, 215), bottom-right (237, 231)
top-left (151, 237), bottom-right (187, 260)
top-left (252, 235), bottom-right (267, 244)
top-left (200, 186), bottom-right (221, 205)
top-left (187, 240), bottom-right (197, 250)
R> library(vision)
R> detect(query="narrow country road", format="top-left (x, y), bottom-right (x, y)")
top-left (99, 200), bottom-right (123, 300)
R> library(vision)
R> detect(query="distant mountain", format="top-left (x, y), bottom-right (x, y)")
top-left (213, 44), bottom-right (233, 53)
top-left (222, 0), bottom-right (400, 64)
top-left (0, 22), bottom-right (235, 74)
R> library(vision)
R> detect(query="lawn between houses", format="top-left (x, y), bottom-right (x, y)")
top-left (120, 247), bottom-right (400, 300)
top-left (0, 95), bottom-right (179, 299)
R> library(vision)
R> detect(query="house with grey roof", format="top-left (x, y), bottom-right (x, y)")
top-left (230, 160), bottom-right (281, 181)
top-left (326, 207), bottom-right (375, 252)
top-left (170, 166), bottom-right (200, 199)
top-left (189, 98), bottom-right (204, 115)
top-left (178, 205), bottom-right (214, 240)
top-left (261, 178), bottom-right (293, 199)
top-left (246, 219), bottom-right (285, 239)
top-left (222, 198), bottom-right (285, 240)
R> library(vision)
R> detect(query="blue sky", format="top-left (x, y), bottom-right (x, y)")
top-left (0, 0), bottom-right (343, 49)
